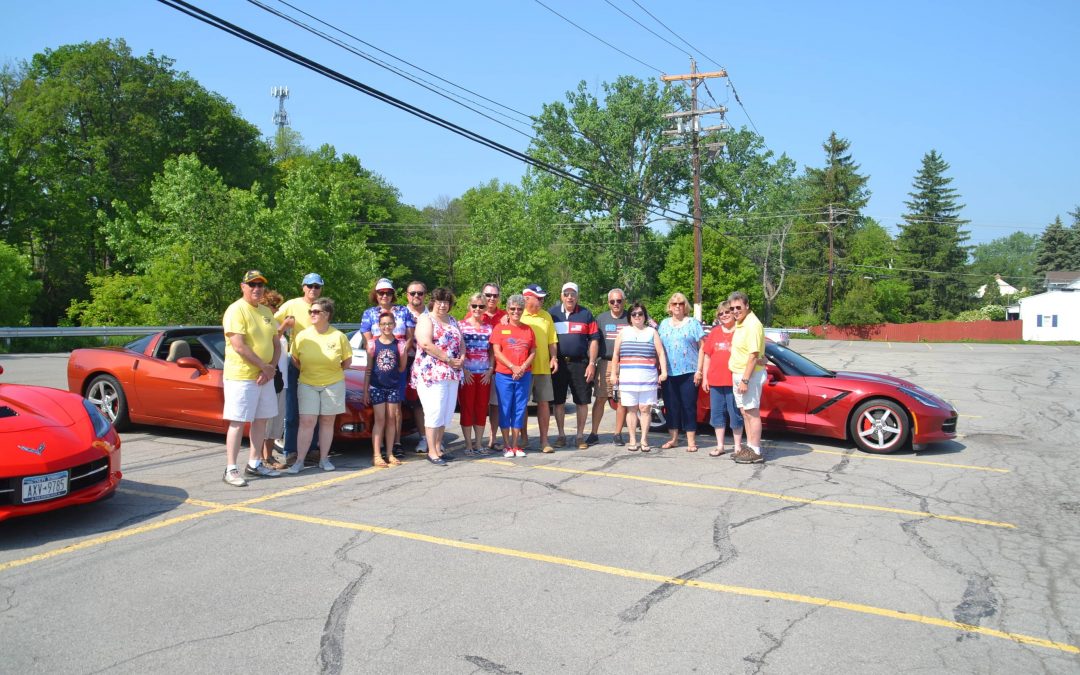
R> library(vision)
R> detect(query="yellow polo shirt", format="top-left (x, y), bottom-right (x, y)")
top-left (274, 297), bottom-right (314, 340)
top-left (223, 299), bottom-right (277, 381)
top-left (729, 310), bottom-right (765, 375)
top-left (290, 326), bottom-right (353, 387)
top-left (520, 308), bottom-right (558, 375)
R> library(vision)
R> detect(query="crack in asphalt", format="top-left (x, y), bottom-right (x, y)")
top-left (742, 606), bottom-right (822, 674)
top-left (318, 534), bottom-right (374, 675)
top-left (463, 655), bottom-right (523, 674)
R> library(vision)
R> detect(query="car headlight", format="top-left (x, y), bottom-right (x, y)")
top-left (83, 399), bottom-right (114, 438)
top-left (898, 386), bottom-right (945, 410)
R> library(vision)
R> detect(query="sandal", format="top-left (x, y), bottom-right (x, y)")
top-left (709, 448), bottom-right (723, 457)
top-left (627, 444), bottom-right (639, 452)
top-left (388, 456), bottom-right (402, 466)
top-left (373, 458), bottom-right (390, 468)
top-left (686, 446), bottom-right (699, 453)
top-left (640, 444), bottom-right (651, 453)
top-left (661, 440), bottom-right (679, 449)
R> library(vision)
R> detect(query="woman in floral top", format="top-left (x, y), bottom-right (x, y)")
top-left (658, 292), bottom-right (705, 452)
top-left (412, 287), bottom-right (464, 465)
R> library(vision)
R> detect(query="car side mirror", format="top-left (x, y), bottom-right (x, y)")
top-left (176, 356), bottom-right (209, 375)
top-left (766, 364), bottom-right (784, 382)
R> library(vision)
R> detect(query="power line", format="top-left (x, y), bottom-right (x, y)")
top-left (156, 0), bottom-right (690, 225)
top-left (601, 0), bottom-right (689, 58)
top-left (531, 0), bottom-right (663, 73)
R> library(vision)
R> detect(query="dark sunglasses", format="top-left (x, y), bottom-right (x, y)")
top-left (377, 290), bottom-right (394, 296)
top-left (408, 290), bottom-right (425, 297)
top-left (246, 282), bottom-right (265, 288)
top-left (671, 301), bottom-right (686, 306)
top-left (630, 312), bottom-right (645, 317)
top-left (507, 307), bottom-right (524, 312)
top-left (719, 309), bottom-right (733, 315)
top-left (484, 292), bottom-right (499, 298)
top-left (470, 304), bottom-right (484, 309)
top-left (305, 284), bottom-right (322, 289)
top-left (609, 299), bottom-right (624, 304)
top-left (730, 305), bottom-right (744, 311)
top-left (308, 308), bottom-right (325, 315)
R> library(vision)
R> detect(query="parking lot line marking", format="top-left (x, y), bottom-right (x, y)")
top-left (0, 506), bottom-right (225, 573)
top-left (236, 465), bottom-right (386, 507)
top-left (478, 460), bottom-right (1015, 529)
top-left (230, 504), bottom-right (1074, 654)
top-left (807, 448), bottom-right (1009, 473)
top-left (958, 414), bottom-right (982, 418)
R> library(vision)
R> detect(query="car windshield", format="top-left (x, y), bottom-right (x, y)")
top-left (202, 332), bottom-right (226, 362)
top-left (766, 343), bottom-right (834, 378)
top-left (125, 334), bottom-right (155, 354)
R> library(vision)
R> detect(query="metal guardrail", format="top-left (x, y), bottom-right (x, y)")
top-left (0, 324), bottom-right (363, 339)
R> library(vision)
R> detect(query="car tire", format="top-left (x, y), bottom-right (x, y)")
top-left (849, 398), bottom-right (909, 454)
top-left (86, 374), bottom-right (130, 431)
top-left (649, 399), bottom-right (668, 433)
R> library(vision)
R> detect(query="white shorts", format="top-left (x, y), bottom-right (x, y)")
top-left (620, 388), bottom-right (657, 407)
top-left (223, 378), bottom-right (278, 423)
top-left (416, 378), bottom-right (460, 428)
top-left (298, 380), bottom-right (347, 416)
top-left (733, 369), bottom-right (765, 410)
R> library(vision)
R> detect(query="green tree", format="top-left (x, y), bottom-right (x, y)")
top-left (2, 39), bottom-right (271, 324)
top-left (0, 241), bottom-right (41, 325)
top-left (970, 231), bottom-right (1038, 291)
top-left (527, 76), bottom-right (688, 298)
top-left (1035, 214), bottom-right (1080, 277)
top-left (896, 150), bottom-right (971, 319)
top-left (784, 132), bottom-right (871, 322)
top-left (842, 219), bottom-right (911, 324)
top-left (700, 128), bottom-right (800, 323)
top-left (659, 227), bottom-right (760, 320)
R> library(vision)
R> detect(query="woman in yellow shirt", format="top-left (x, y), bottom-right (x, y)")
top-left (286, 298), bottom-right (353, 473)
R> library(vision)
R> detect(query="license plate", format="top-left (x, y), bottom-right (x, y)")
top-left (22, 470), bottom-right (69, 504)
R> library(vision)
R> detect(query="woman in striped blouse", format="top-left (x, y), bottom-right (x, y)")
top-left (609, 302), bottom-right (668, 452)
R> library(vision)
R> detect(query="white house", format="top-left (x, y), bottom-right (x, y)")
top-left (1019, 290), bottom-right (1080, 341)
top-left (976, 274), bottom-right (1020, 299)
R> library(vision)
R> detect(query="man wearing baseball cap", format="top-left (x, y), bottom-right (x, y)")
top-left (520, 284), bottom-right (559, 453)
top-left (273, 272), bottom-right (325, 465)
top-left (221, 270), bottom-right (281, 486)
top-left (549, 281), bottom-right (602, 449)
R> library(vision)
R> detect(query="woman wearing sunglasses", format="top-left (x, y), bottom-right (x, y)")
top-left (700, 300), bottom-right (744, 457)
top-left (458, 292), bottom-right (495, 455)
top-left (610, 302), bottom-right (667, 452)
top-left (287, 298), bottom-right (352, 473)
top-left (658, 292), bottom-right (705, 452)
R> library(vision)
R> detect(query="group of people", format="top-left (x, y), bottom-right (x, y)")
top-left (219, 269), bottom-right (767, 488)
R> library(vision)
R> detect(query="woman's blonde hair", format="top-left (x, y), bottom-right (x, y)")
top-left (667, 292), bottom-right (689, 315)
top-left (714, 300), bottom-right (731, 323)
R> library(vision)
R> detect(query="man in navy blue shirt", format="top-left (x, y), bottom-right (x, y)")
top-left (549, 282), bottom-right (602, 449)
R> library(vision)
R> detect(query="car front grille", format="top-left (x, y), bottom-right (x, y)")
top-left (941, 416), bottom-right (958, 434)
top-left (0, 457), bottom-right (111, 506)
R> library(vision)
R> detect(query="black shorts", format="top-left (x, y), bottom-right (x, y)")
top-left (552, 359), bottom-right (591, 405)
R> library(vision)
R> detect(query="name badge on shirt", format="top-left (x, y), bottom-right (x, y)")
top-left (501, 329), bottom-right (512, 334)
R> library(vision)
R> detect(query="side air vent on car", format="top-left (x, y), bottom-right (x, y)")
top-left (0, 406), bottom-right (17, 418)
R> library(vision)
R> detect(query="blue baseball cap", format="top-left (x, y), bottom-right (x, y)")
top-left (523, 284), bottom-right (548, 298)
top-left (302, 273), bottom-right (325, 286)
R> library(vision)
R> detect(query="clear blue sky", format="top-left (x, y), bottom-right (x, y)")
top-left (6, 0), bottom-right (1079, 245)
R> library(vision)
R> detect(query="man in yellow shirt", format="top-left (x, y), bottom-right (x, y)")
top-left (521, 284), bottom-right (559, 453)
top-left (222, 270), bottom-right (282, 486)
top-left (274, 272), bottom-right (324, 462)
top-left (727, 291), bottom-right (766, 464)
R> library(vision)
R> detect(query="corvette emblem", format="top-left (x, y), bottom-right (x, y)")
top-left (18, 442), bottom-right (46, 456)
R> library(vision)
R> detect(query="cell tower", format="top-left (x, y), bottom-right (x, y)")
top-left (271, 86), bottom-right (290, 131)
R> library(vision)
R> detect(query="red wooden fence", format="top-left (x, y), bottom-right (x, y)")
top-left (808, 320), bottom-right (1022, 342)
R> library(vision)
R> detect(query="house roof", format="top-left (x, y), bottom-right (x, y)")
top-left (1045, 271), bottom-right (1080, 284)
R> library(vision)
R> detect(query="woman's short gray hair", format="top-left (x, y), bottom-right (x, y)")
top-left (506, 293), bottom-right (525, 308)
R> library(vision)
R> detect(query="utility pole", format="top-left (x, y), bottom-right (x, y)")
top-left (661, 60), bottom-right (727, 321)
top-left (816, 205), bottom-right (839, 324)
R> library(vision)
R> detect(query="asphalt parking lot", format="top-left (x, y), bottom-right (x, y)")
top-left (2, 341), bottom-right (1079, 673)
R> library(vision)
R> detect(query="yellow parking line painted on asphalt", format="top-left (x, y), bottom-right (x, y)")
top-left (236, 465), bottom-right (386, 506)
top-left (232, 504), bottom-right (1075, 655)
top-left (958, 414), bottom-right (982, 418)
top-left (478, 460), bottom-right (1015, 529)
top-left (0, 505), bottom-right (225, 573)
top-left (807, 448), bottom-right (1009, 473)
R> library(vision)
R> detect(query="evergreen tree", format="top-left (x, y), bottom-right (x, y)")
top-left (896, 150), bottom-right (971, 319)
top-left (782, 132), bottom-right (870, 323)
top-left (1034, 215), bottom-right (1080, 277)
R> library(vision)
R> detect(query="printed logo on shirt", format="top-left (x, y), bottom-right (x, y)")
top-left (501, 329), bottom-right (512, 334)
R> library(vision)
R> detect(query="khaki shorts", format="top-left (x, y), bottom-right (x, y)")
top-left (732, 368), bottom-right (765, 411)
top-left (298, 380), bottom-right (347, 416)
top-left (593, 359), bottom-right (611, 399)
top-left (531, 373), bottom-right (553, 403)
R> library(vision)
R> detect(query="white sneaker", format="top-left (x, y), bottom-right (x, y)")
top-left (285, 462), bottom-right (308, 475)
top-left (244, 462), bottom-right (280, 478)
top-left (503, 448), bottom-right (515, 458)
top-left (319, 459), bottom-right (335, 471)
top-left (513, 448), bottom-right (526, 457)
top-left (417, 438), bottom-right (428, 452)
top-left (222, 468), bottom-right (247, 487)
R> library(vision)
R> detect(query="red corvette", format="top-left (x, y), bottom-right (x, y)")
top-left (652, 341), bottom-right (958, 454)
top-left (67, 327), bottom-right (378, 441)
top-left (1, 364), bottom-right (122, 521)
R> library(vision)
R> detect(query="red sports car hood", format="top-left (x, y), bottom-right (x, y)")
top-left (0, 384), bottom-right (77, 432)
top-left (834, 371), bottom-right (952, 408)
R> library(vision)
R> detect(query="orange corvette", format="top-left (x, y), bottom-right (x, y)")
top-left (67, 327), bottom-right (382, 442)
